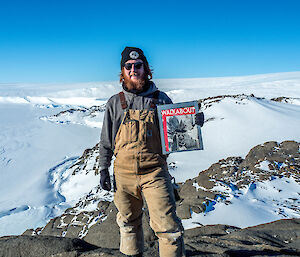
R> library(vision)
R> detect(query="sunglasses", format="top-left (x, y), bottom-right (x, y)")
top-left (124, 62), bottom-right (144, 70)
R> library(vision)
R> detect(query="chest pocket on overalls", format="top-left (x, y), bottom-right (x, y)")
top-left (121, 119), bottom-right (139, 143)
top-left (145, 113), bottom-right (161, 153)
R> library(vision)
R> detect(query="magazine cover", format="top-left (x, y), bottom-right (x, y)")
top-left (157, 101), bottom-right (204, 154)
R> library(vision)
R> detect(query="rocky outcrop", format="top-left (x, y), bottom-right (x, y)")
top-left (41, 105), bottom-right (106, 127)
top-left (183, 218), bottom-right (300, 256)
top-left (18, 140), bottom-right (300, 256)
top-left (177, 140), bottom-right (300, 219)
top-left (271, 96), bottom-right (300, 104)
top-left (198, 94), bottom-right (300, 111)
top-left (2, 218), bottom-right (300, 256)
top-left (0, 235), bottom-right (98, 257)
top-left (24, 201), bottom-right (155, 250)
top-left (69, 143), bottom-right (101, 176)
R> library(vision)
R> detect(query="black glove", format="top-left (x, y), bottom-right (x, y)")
top-left (195, 112), bottom-right (204, 127)
top-left (100, 169), bottom-right (111, 191)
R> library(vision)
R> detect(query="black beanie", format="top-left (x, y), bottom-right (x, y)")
top-left (120, 47), bottom-right (148, 68)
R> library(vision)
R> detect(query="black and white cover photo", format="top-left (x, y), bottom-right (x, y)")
top-left (157, 101), bottom-right (204, 154)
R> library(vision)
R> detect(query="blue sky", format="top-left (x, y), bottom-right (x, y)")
top-left (0, 0), bottom-right (300, 83)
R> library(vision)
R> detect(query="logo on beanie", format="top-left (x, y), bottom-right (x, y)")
top-left (129, 51), bottom-right (139, 59)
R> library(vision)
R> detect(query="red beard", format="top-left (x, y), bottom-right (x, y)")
top-left (123, 77), bottom-right (145, 92)
top-left (122, 73), bottom-right (146, 92)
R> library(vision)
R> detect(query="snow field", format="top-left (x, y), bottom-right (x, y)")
top-left (1, 71), bottom-right (300, 236)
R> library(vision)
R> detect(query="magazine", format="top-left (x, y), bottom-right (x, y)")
top-left (157, 101), bottom-right (204, 154)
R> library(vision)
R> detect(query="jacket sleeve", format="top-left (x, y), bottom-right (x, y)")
top-left (99, 100), bottom-right (114, 170)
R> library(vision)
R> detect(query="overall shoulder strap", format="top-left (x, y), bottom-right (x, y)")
top-left (150, 90), bottom-right (160, 108)
top-left (119, 92), bottom-right (127, 109)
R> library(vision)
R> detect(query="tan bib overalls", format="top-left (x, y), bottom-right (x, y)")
top-left (113, 108), bottom-right (185, 257)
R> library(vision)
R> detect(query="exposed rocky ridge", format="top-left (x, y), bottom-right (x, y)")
top-left (49, 105), bottom-right (106, 119)
top-left (271, 96), bottom-right (300, 105)
top-left (41, 105), bottom-right (106, 127)
top-left (177, 140), bottom-right (300, 219)
top-left (199, 94), bottom-right (256, 110)
top-left (198, 94), bottom-right (300, 110)
top-left (70, 143), bottom-right (100, 176)
top-left (2, 218), bottom-right (300, 256)
top-left (47, 142), bottom-right (109, 219)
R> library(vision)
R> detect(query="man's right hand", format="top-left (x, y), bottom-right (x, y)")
top-left (100, 169), bottom-right (112, 191)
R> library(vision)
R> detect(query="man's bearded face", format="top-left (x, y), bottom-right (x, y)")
top-left (122, 59), bottom-right (146, 91)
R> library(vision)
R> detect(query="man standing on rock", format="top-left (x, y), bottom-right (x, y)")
top-left (99, 47), bottom-right (203, 257)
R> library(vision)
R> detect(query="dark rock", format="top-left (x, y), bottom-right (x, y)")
top-left (177, 203), bottom-right (192, 219)
top-left (83, 203), bottom-right (119, 248)
top-left (3, 218), bottom-right (300, 256)
top-left (0, 235), bottom-right (98, 257)
top-left (184, 224), bottom-right (240, 238)
top-left (41, 216), bottom-right (66, 237)
top-left (82, 202), bottom-right (156, 249)
top-left (183, 218), bottom-right (300, 256)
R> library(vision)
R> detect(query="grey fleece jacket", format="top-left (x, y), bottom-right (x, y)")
top-left (99, 81), bottom-right (172, 170)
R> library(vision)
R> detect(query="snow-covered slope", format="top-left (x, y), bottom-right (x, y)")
top-left (0, 71), bottom-right (300, 236)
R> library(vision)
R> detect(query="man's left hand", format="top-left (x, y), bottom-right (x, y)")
top-left (100, 169), bottom-right (112, 191)
top-left (195, 112), bottom-right (204, 127)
